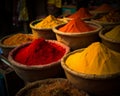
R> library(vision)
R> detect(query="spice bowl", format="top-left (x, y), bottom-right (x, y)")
top-left (8, 40), bottom-right (70, 82)
top-left (16, 78), bottom-right (90, 96)
top-left (0, 34), bottom-right (34, 56)
top-left (0, 34), bottom-right (18, 56)
top-left (99, 28), bottom-right (120, 53)
top-left (29, 19), bottom-right (57, 40)
top-left (61, 48), bottom-right (120, 96)
top-left (52, 21), bottom-right (102, 50)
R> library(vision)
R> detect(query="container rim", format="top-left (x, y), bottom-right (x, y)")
top-left (8, 40), bottom-right (70, 70)
top-left (29, 18), bottom-right (66, 30)
top-left (99, 28), bottom-right (120, 43)
top-left (92, 19), bottom-right (120, 25)
top-left (0, 34), bottom-right (33, 48)
top-left (61, 48), bottom-right (120, 80)
top-left (52, 21), bottom-right (102, 36)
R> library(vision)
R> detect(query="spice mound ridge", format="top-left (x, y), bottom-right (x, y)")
top-left (66, 42), bottom-right (120, 75)
top-left (34, 15), bottom-right (64, 29)
top-left (14, 38), bottom-right (67, 66)
top-left (58, 19), bottom-right (95, 33)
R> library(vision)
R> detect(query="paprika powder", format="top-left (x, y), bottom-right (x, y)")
top-left (59, 19), bottom-right (95, 33)
top-left (14, 38), bottom-right (66, 66)
top-left (68, 8), bottom-right (92, 19)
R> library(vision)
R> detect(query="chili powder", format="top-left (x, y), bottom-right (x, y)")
top-left (14, 38), bottom-right (66, 66)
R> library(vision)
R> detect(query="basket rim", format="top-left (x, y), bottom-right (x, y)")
top-left (52, 21), bottom-right (102, 36)
top-left (89, 10), bottom-right (110, 14)
top-left (61, 48), bottom-right (120, 80)
top-left (8, 40), bottom-right (70, 70)
top-left (0, 34), bottom-right (18, 48)
top-left (99, 29), bottom-right (120, 43)
top-left (0, 34), bottom-right (33, 48)
top-left (29, 19), bottom-right (52, 30)
top-left (16, 78), bottom-right (89, 96)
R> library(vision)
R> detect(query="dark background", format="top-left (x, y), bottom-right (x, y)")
top-left (0, 0), bottom-right (120, 39)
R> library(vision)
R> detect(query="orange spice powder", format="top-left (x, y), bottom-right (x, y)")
top-left (58, 19), bottom-right (95, 33)
top-left (68, 8), bottom-right (92, 19)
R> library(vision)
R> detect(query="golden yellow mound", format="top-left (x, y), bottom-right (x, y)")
top-left (66, 42), bottom-right (120, 75)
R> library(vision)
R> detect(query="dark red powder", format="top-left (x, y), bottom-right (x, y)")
top-left (14, 38), bottom-right (66, 66)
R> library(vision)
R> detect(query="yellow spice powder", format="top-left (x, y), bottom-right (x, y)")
top-left (34, 15), bottom-right (63, 29)
top-left (105, 25), bottom-right (120, 41)
top-left (65, 42), bottom-right (120, 75)
top-left (3, 33), bottom-right (34, 46)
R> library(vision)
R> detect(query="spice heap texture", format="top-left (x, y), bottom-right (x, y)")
top-left (94, 3), bottom-right (113, 12)
top-left (24, 79), bottom-right (87, 96)
top-left (69, 8), bottom-right (92, 19)
top-left (105, 25), bottom-right (120, 41)
top-left (14, 38), bottom-right (66, 66)
top-left (66, 42), bottom-right (120, 75)
top-left (59, 19), bottom-right (95, 33)
top-left (34, 15), bottom-right (64, 29)
top-left (96, 9), bottom-right (120, 22)
top-left (3, 33), bottom-right (34, 46)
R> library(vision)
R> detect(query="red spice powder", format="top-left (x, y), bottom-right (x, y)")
top-left (59, 19), bottom-right (95, 33)
top-left (14, 38), bottom-right (66, 66)
top-left (69, 8), bottom-right (92, 19)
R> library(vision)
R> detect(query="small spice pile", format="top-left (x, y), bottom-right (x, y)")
top-left (3, 33), bottom-right (34, 46)
top-left (105, 25), bottom-right (120, 41)
top-left (34, 15), bottom-right (64, 29)
top-left (96, 9), bottom-right (120, 22)
top-left (14, 38), bottom-right (66, 65)
top-left (66, 42), bottom-right (120, 75)
top-left (94, 3), bottom-right (113, 12)
top-left (59, 19), bottom-right (95, 33)
top-left (69, 8), bottom-right (92, 19)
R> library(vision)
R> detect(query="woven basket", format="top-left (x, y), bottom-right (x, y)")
top-left (16, 78), bottom-right (90, 96)
top-left (52, 21), bottom-right (102, 50)
top-left (61, 48), bottom-right (120, 96)
top-left (8, 40), bottom-right (70, 82)
top-left (99, 28), bottom-right (120, 53)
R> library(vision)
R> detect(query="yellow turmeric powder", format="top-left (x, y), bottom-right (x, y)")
top-left (65, 42), bottom-right (120, 75)
top-left (105, 25), bottom-right (120, 41)
top-left (34, 15), bottom-right (64, 29)
top-left (3, 33), bottom-right (34, 46)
